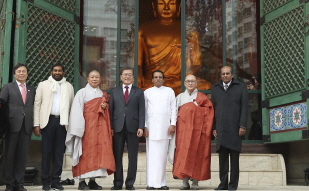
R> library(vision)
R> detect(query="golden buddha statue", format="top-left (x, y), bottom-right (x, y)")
top-left (138, 0), bottom-right (211, 95)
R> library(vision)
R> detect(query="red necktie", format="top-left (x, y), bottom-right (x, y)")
top-left (20, 84), bottom-right (27, 104)
top-left (124, 86), bottom-right (129, 103)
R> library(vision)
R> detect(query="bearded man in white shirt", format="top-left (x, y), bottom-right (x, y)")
top-left (33, 63), bottom-right (74, 191)
top-left (144, 70), bottom-right (177, 190)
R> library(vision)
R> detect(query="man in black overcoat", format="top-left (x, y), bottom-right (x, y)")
top-left (211, 66), bottom-right (248, 190)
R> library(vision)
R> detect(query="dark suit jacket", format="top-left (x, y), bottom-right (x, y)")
top-left (109, 85), bottom-right (145, 133)
top-left (211, 78), bottom-right (248, 152)
top-left (0, 98), bottom-right (10, 138)
top-left (0, 81), bottom-right (35, 134)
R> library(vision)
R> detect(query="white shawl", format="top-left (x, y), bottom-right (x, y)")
top-left (48, 76), bottom-right (71, 126)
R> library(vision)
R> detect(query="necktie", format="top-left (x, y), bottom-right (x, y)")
top-left (20, 84), bottom-right (27, 104)
top-left (224, 84), bottom-right (228, 91)
top-left (124, 86), bottom-right (129, 103)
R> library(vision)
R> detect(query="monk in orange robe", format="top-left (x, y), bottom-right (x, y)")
top-left (66, 70), bottom-right (115, 190)
top-left (171, 75), bottom-right (214, 190)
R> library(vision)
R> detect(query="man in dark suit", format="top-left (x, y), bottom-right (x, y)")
top-left (211, 66), bottom-right (248, 190)
top-left (109, 67), bottom-right (145, 190)
top-left (0, 64), bottom-right (35, 191)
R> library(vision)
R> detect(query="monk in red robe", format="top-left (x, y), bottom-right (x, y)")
top-left (171, 75), bottom-right (214, 190)
top-left (66, 70), bottom-right (115, 190)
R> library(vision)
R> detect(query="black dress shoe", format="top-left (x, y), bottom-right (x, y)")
top-left (51, 182), bottom-right (64, 190)
top-left (158, 186), bottom-right (169, 190)
top-left (60, 178), bottom-right (75, 185)
top-left (42, 184), bottom-right (51, 191)
top-left (78, 181), bottom-right (90, 190)
top-left (15, 186), bottom-right (27, 191)
top-left (228, 188), bottom-right (237, 190)
top-left (146, 186), bottom-right (155, 190)
top-left (125, 185), bottom-right (135, 190)
top-left (88, 180), bottom-right (103, 190)
top-left (5, 186), bottom-right (14, 191)
top-left (111, 186), bottom-right (123, 190)
top-left (214, 187), bottom-right (227, 190)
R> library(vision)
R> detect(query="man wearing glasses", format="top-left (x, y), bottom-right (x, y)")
top-left (109, 67), bottom-right (145, 190)
top-left (143, 70), bottom-right (177, 190)
top-left (171, 75), bottom-right (214, 190)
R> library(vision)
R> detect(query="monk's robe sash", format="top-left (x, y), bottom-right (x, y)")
top-left (172, 92), bottom-right (214, 180)
top-left (72, 96), bottom-right (115, 177)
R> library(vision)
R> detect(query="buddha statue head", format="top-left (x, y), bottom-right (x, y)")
top-left (152, 0), bottom-right (181, 20)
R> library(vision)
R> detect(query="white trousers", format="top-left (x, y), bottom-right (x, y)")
top-left (146, 138), bottom-right (169, 188)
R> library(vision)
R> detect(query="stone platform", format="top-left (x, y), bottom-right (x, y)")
top-left (61, 153), bottom-right (286, 187)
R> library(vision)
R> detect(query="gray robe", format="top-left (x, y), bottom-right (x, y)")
top-left (65, 84), bottom-right (107, 178)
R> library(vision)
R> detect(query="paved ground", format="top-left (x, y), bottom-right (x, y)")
top-left (0, 184), bottom-right (308, 191)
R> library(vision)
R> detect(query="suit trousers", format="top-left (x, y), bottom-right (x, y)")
top-left (3, 118), bottom-right (31, 187)
top-left (217, 146), bottom-right (240, 190)
top-left (41, 117), bottom-right (66, 185)
top-left (113, 124), bottom-right (140, 187)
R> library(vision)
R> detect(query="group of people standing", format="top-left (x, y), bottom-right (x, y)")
top-left (0, 64), bottom-right (248, 191)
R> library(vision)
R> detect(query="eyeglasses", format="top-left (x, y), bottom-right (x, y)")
top-left (122, 73), bottom-right (133, 77)
top-left (185, 80), bottom-right (196, 83)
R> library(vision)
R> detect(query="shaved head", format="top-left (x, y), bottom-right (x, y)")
top-left (185, 75), bottom-right (197, 81)
top-left (88, 70), bottom-right (101, 77)
top-left (87, 70), bottom-right (101, 88)
top-left (184, 75), bottom-right (197, 94)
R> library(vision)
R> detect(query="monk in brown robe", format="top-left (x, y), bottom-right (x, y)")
top-left (171, 75), bottom-right (214, 190)
top-left (66, 70), bottom-right (115, 190)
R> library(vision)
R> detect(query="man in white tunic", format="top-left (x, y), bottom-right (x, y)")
top-left (66, 70), bottom-right (115, 190)
top-left (144, 70), bottom-right (177, 190)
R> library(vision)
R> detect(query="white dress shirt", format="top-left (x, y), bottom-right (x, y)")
top-left (222, 80), bottom-right (232, 88)
top-left (16, 80), bottom-right (27, 95)
top-left (122, 84), bottom-right (132, 94)
top-left (50, 83), bottom-right (61, 115)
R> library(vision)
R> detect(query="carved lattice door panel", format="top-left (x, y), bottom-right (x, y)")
top-left (261, 0), bottom-right (309, 143)
top-left (14, 0), bottom-right (80, 88)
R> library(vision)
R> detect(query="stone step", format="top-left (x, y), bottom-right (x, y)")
top-left (62, 153), bottom-right (286, 186)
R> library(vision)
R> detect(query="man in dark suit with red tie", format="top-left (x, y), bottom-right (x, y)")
top-left (109, 67), bottom-right (145, 190)
top-left (0, 64), bottom-right (35, 191)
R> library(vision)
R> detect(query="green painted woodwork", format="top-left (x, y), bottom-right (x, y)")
top-left (0, 0), bottom-right (13, 86)
top-left (270, 130), bottom-right (304, 143)
top-left (134, 0), bottom-right (139, 87)
top-left (261, 0), bottom-right (309, 143)
top-left (262, 0), bottom-right (293, 15)
top-left (268, 92), bottom-right (304, 107)
top-left (181, 0), bottom-right (185, 92)
top-left (116, 0), bottom-right (120, 86)
top-left (10, 0), bottom-right (80, 140)
top-left (44, 0), bottom-right (77, 13)
top-left (264, 5), bottom-right (305, 98)
top-left (0, 0), bottom-right (5, 86)
top-left (13, 0), bottom-right (80, 91)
